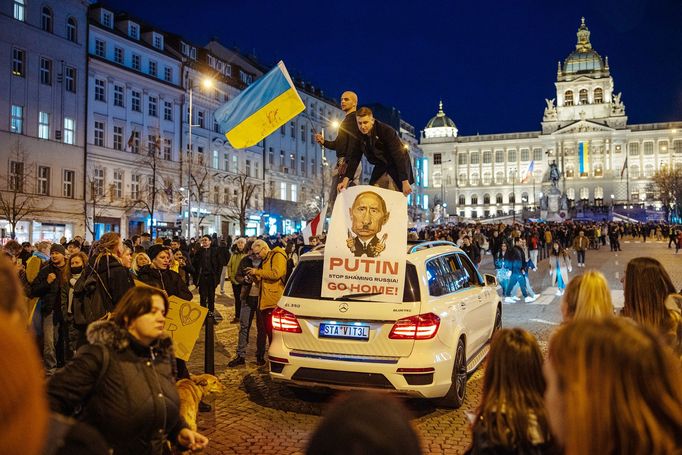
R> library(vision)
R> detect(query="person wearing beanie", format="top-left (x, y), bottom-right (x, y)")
top-left (31, 242), bottom-right (68, 374)
top-left (306, 391), bottom-right (422, 455)
top-left (0, 312), bottom-right (50, 455)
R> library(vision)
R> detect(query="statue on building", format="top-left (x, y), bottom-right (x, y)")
top-left (548, 161), bottom-right (561, 188)
top-left (543, 98), bottom-right (557, 120)
top-left (611, 92), bottom-right (624, 115)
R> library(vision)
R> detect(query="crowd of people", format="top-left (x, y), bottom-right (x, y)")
top-left (1, 217), bottom-right (681, 454)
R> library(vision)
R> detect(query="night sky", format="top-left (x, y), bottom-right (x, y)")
top-left (111, 0), bottom-right (682, 136)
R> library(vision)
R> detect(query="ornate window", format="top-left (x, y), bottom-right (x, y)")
top-left (594, 87), bottom-right (603, 103)
top-left (459, 194), bottom-right (466, 206)
top-left (520, 148), bottom-right (530, 162)
top-left (533, 148), bottom-right (543, 161)
top-left (521, 192), bottom-right (529, 204)
top-left (471, 194), bottom-right (478, 205)
top-left (658, 141), bottom-right (668, 154)
top-left (643, 142), bottom-right (654, 155)
top-left (483, 193), bottom-right (491, 204)
top-left (495, 193), bottom-right (503, 204)
top-left (566, 188), bottom-right (575, 201)
top-left (579, 187), bottom-right (589, 201)
top-left (508, 193), bottom-right (515, 203)
top-left (564, 90), bottom-right (574, 106)
top-left (470, 152), bottom-right (480, 165)
top-left (41, 7), bottom-right (53, 32)
top-left (458, 173), bottom-right (467, 186)
top-left (495, 150), bottom-right (504, 163)
top-left (630, 165), bottom-right (640, 178)
top-left (495, 171), bottom-right (504, 184)
top-left (628, 142), bottom-right (640, 156)
top-left (482, 151), bottom-right (492, 164)
top-left (470, 172), bottom-right (480, 185)
top-left (66, 17), bottom-right (77, 42)
top-left (579, 89), bottom-right (588, 104)
top-left (644, 164), bottom-right (654, 178)
top-left (482, 171), bottom-right (492, 185)
top-left (433, 153), bottom-right (441, 165)
top-left (458, 154), bottom-right (467, 165)
top-left (507, 149), bottom-right (517, 162)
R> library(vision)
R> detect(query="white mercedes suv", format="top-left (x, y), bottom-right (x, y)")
top-left (268, 241), bottom-right (502, 408)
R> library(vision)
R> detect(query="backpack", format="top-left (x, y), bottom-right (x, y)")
top-left (269, 250), bottom-right (293, 285)
top-left (73, 264), bottom-right (114, 326)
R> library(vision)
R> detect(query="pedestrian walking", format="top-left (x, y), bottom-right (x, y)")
top-left (571, 230), bottom-right (589, 267)
top-left (548, 242), bottom-right (572, 296)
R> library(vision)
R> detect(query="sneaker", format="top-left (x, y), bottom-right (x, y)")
top-left (256, 357), bottom-right (266, 366)
top-left (227, 356), bottom-right (245, 367)
top-left (524, 295), bottom-right (538, 303)
top-left (213, 310), bottom-right (224, 323)
top-left (555, 290), bottom-right (563, 296)
top-left (504, 297), bottom-right (515, 303)
top-left (198, 401), bottom-right (212, 412)
top-left (511, 296), bottom-right (520, 301)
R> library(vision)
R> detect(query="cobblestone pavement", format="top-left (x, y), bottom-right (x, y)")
top-left (186, 240), bottom-right (680, 454)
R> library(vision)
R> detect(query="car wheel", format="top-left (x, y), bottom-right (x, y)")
top-left (492, 306), bottom-right (502, 339)
top-left (435, 339), bottom-right (467, 409)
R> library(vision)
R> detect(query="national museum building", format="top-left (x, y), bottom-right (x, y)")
top-left (420, 18), bottom-right (682, 222)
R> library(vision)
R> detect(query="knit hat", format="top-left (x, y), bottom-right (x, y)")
top-left (147, 244), bottom-right (167, 260)
top-left (0, 313), bottom-right (49, 455)
top-left (50, 243), bottom-right (66, 255)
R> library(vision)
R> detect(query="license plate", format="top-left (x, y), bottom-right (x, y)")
top-left (319, 322), bottom-right (370, 341)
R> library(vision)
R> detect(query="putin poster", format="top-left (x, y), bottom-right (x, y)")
top-left (321, 185), bottom-right (408, 302)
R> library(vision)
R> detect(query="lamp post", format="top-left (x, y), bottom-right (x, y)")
top-left (511, 168), bottom-right (517, 223)
top-left (186, 77), bottom-right (213, 241)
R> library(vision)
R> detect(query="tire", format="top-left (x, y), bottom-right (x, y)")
top-left (492, 306), bottom-right (502, 339)
top-left (435, 339), bottom-right (467, 409)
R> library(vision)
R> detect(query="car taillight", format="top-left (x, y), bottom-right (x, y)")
top-left (389, 313), bottom-right (440, 340)
top-left (272, 307), bottom-right (302, 333)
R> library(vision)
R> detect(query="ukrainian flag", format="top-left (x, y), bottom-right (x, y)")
top-left (578, 142), bottom-right (589, 175)
top-left (215, 61), bottom-right (305, 149)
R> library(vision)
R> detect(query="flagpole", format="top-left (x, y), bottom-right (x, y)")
top-left (626, 159), bottom-right (630, 206)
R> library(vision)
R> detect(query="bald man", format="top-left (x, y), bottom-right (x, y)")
top-left (315, 91), bottom-right (362, 207)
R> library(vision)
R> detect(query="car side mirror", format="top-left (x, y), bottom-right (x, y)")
top-left (484, 274), bottom-right (497, 286)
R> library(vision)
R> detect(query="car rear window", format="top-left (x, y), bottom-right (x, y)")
top-left (285, 259), bottom-right (421, 302)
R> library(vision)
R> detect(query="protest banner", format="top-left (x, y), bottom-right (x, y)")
top-left (322, 185), bottom-right (407, 302)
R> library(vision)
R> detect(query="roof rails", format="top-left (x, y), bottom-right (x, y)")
top-left (408, 240), bottom-right (456, 254)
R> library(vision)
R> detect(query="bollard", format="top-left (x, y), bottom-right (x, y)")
top-left (204, 304), bottom-right (215, 375)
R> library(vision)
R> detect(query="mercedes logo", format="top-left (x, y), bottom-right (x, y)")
top-left (338, 303), bottom-right (349, 313)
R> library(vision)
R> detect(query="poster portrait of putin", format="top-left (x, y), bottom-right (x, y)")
top-left (346, 191), bottom-right (390, 257)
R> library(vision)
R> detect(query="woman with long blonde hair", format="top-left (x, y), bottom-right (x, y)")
top-left (561, 270), bottom-right (613, 322)
top-left (545, 318), bottom-right (682, 455)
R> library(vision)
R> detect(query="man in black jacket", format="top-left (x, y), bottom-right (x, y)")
top-left (315, 91), bottom-right (363, 206)
top-left (338, 107), bottom-right (414, 196)
top-left (191, 235), bottom-right (222, 317)
top-left (31, 243), bottom-right (67, 375)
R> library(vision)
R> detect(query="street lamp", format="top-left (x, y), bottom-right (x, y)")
top-left (186, 77), bottom-right (213, 241)
top-left (510, 168), bottom-right (517, 223)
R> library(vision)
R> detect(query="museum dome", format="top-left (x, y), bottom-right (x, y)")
top-left (562, 18), bottom-right (606, 75)
top-left (424, 101), bottom-right (458, 138)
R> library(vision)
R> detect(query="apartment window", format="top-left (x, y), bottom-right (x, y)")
top-left (148, 97), bottom-right (158, 117)
top-left (152, 34), bottom-right (162, 49)
top-left (129, 23), bottom-right (140, 39)
top-left (533, 148), bottom-right (543, 161)
top-left (564, 90), bottom-right (573, 106)
top-left (300, 156), bottom-right (306, 176)
top-left (673, 140), bottom-right (682, 155)
top-left (579, 89), bottom-right (589, 104)
top-left (132, 54), bottom-right (141, 71)
top-left (130, 174), bottom-right (140, 199)
top-left (643, 142), bottom-right (654, 155)
top-left (470, 152), bottom-right (480, 165)
top-left (223, 153), bottom-right (229, 171)
top-left (290, 122), bottom-right (295, 138)
top-left (114, 47), bottom-right (123, 64)
top-left (163, 139), bottom-right (171, 160)
top-left (38, 112), bottom-right (50, 139)
top-left (197, 111), bottom-right (205, 128)
top-left (164, 66), bottom-right (172, 82)
top-left (148, 135), bottom-right (159, 154)
top-left (290, 153), bottom-right (296, 172)
top-left (311, 158), bottom-right (316, 176)
top-left (130, 131), bottom-right (140, 153)
top-left (95, 39), bottom-right (105, 57)
top-left (64, 118), bottom-right (75, 144)
top-left (101, 10), bottom-right (113, 28)
top-left (114, 85), bottom-right (124, 107)
top-left (9, 161), bottom-right (24, 192)
top-left (246, 159), bottom-right (252, 176)
top-left (255, 162), bottom-right (260, 179)
top-left (628, 142), bottom-right (640, 156)
top-left (41, 7), bottom-right (53, 32)
top-left (291, 184), bottom-right (298, 202)
top-left (10, 105), bottom-right (23, 134)
top-left (113, 126), bottom-right (123, 150)
top-left (231, 154), bottom-right (237, 172)
top-left (93, 168), bottom-right (104, 196)
top-left (164, 101), bottom-right (172, 121)
top-left (12, 48), bottom-right (25, 77)
top-left (40, 58), bottom-right (52, 85)
top-left (65, 67), bottom-right (76, 92)
top-left (280, 125), bottom-right (285, 135)
top-left (300, 124), bottom-right (306, 141)
top-left (94, 121), bottom-right (104, 146)
top-left (63, 170), bottom-right (74, 198)
top-left (94, 79), bottom-right (106, 102)
top-left (131, 91), bottom-right (141, 112)
top-left (112, 171), bottom-right (122, 198)
top-left (268, 148), bottom-right (274, 167)
top-left (37, 166), bottom-right (50, 195)
top-left (13, 0), bottom-right (25, 21)
top-left (223, 187), bottom-right (230, 205)
top-left (594, 87), bottom-right (603, 104)
top-left (66, 18), bottom-right (77, 42)
top-left (280, 181), bottom-right (287, 199)
top-left (149, 60), bottom-right (157, 77)
top-left (458, 154), bottom-right (467, 165)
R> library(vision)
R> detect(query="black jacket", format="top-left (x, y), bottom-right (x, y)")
top-left (323, 111), bottom-right (360, 161)
top-left (31, 262), bottom-right (64, 317)
top-left (136, 266), bottom-right (193, 300)
top-left (344, 119), bottom-right (414, 189)
top-left (87, 254), bottom-right (135, 308)
top-left (462, 243), bottom-right (482, 264)
top-left (191, 246), bottom-right (222, 283)
top-left (47, 321), bottom-right (188, 455)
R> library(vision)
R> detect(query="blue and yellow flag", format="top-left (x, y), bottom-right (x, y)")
top-left (214, 61), bottom-right (304, 149)
top-left (578, 142), bottom-right (589, 175)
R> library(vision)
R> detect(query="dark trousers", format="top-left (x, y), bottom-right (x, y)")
top-left (199, 276), bottom-right (216, 311)
top-left (256, 307), bottom-right (274, 359)
top-left (505, 272), bottom-right (529, 298)
top-left (577, 250), bottom-right (586, 264)
top-left (232, 282), bottom-right (243, 320)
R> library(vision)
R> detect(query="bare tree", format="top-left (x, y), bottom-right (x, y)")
top-left (649, 168), bottom-right (682, 222)
top-left (0, 141), bottom-right (50, 239)
top-left (84, 176), bottom-right (110, 239)
top-left (220, 172), bottom-right (259, 234)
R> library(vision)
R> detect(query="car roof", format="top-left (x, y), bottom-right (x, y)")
top-left (299, 241), bottom-right (464, 264)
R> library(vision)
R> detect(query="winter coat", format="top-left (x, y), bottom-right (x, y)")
top-left (464, 412), bottom-right (559, 455)
top-left (548, 251), bottom-right (572, 286)
top-left (87, 254), bottom-right (135, 308)
top-left (191, 246), bottom-right (222, 283)
top-left (136, 265), bottom-right (193, 300)
top-left (30, 263), bottom-right (64, 317)
top-left (47, 321), bottom-right (188, 455)
top-left (227, 249), bottom-right (247, 285)
top-left (253, 247), bottom-right (287, 310)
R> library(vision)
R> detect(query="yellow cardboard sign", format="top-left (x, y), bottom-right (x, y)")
top-left (164, 296), bottom-right (208, 361)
